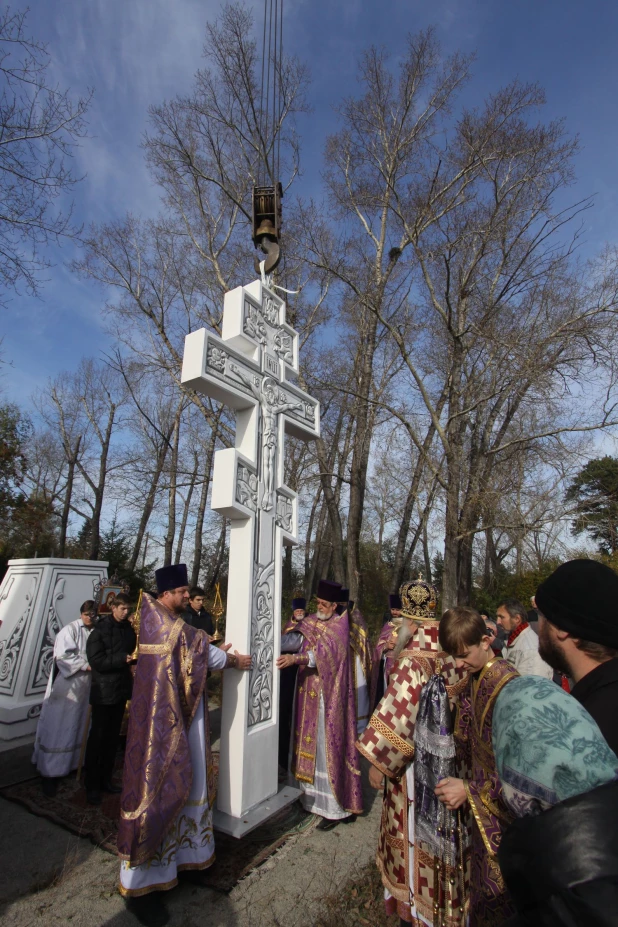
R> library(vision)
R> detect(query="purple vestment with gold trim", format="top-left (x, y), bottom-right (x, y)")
top-left (291, 611), bottom-right (363, 814)
top-left (456, 657), bottom-right (519, 926)
top-left (117, 594), bottom-right (213, 868)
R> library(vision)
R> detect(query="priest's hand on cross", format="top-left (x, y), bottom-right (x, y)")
top-left (221, 642), bottom-right (252, 670)
top-left (276, 654), bottom-right (295, 669)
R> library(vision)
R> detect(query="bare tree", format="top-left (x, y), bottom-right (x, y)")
top-left (40, 360), bottom-right (128, 560)
top-left (297, 31), bottom-right (477, 603)
top-left (0, 7), bottom-right (91, 296)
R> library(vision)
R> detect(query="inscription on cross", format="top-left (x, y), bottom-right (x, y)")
top-left (181, 279), bottom-right (319, 820)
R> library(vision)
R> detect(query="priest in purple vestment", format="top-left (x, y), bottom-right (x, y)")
top-left (118, 564), bottom-right (251, 897)
top-left (276, 578), bottom-right (363, 831)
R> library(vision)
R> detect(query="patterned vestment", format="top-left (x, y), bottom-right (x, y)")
top-left (347, 608), bottom-right (372, 734)
top-left (357, 622), bottom-right (469, 926)
top-left (291, 611), bottom-right (363, 816)
top-left (456, 658), bottom-right (519, 927)
top-left (117, 594), bottom-right (227, 896)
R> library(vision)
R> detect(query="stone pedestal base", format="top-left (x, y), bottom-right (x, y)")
top-left (0, 558), bottom-right (108, 741)
top-left (213, 783), bottom-right (302, 838)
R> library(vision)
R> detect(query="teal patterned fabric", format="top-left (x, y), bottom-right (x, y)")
top-left (492, 674), bottom-right (618, 816)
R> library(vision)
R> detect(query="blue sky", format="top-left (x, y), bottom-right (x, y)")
top-left (3, 0), bottom-right (618, 407)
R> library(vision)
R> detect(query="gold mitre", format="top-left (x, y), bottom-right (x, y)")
top-left (400, 574), bottom-right (438, 621)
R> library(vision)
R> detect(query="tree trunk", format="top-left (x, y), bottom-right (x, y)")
top-left (422, 519), bottom-right (432, 584)
top-left (88, 404), bottom-right (116, 560)
top-left (191, 418), bottom-right (219, 587)
top-left (128, 437), bottom-right (172, 572)
top-left (483, 529), bottom-right (492, 589)
top-left (163, 404), bottom-right (183, 566)
top-left (58, 434), bottom-right (81, 558)
top-left (306, 498), bottom-right (329, 597)
top-left (175, 450), bottom-right (198, 564)
top-left (457, 531), bottom-right (474, 606)
top-left (304, 485), bottom-right (322, 585)
top-left (315, 437), bottom-right (346, 582)
top-left (390, 423), bottom-right (441, 591)
top-left (203, 517), bottom-right (227, 592)
top-left (346, 311), bottom-right (379, 606)
top-left (283, 545), bottom-right (293, 600)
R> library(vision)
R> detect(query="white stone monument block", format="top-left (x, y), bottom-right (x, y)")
top-left (0, 558), bottom-right (108, 742)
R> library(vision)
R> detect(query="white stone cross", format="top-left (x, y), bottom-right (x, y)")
top-left (181, 279), bottom-right (320, 827)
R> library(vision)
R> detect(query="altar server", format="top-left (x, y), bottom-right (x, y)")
top-left (33, 600), bottom-right (95, 795)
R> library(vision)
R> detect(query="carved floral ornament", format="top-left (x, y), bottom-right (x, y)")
top-left (244, 304), bottom-right (268, 344)
top-left (207, 344), bottom-right (227, 373)
top-left (0, 575), bottom-right (36, 692)
top-left (248, 561), bottom-right (275, 727)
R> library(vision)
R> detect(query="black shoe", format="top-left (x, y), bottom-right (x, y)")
top-left (316, 817), bottom-right (340, 831)
top-left (103, 782), bottom-right (122, 794)
top-left (86, 789), bottom-right (102, 805)
top-left (341, 814), bottom-right (357, 824)
top-left (126, 894), bottom-right (170, 926)
top-left (41, 777), bottom-right (58, 797)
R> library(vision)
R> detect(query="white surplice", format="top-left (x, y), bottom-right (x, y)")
top-left (32, 619), bottom-right (92, 778)
top-left (119, 643), bottom-right (227, 896)
top-left (354, 653), bottom-right (370, 735)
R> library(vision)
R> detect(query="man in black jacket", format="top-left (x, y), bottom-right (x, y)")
top-left (499, 780), bottom-right (618, 926)
top-left (535, 559), bottom-right (618, 754)
top-left (84, 593), bottom-right (136, 804)
top-left (182, 586), bottom-right (214, 637)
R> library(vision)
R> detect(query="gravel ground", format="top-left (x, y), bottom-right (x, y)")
top-left (0, 749), bottom-right (382, 927)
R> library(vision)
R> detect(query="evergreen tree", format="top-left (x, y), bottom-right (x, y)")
top-left (566, 456), bottom-right (618, 555)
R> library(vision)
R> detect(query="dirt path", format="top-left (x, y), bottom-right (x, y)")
top-left (0, 759), bottom-right (381, 927)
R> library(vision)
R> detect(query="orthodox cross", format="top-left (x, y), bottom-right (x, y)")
top-left (181, 279), bottom-right (319, 822)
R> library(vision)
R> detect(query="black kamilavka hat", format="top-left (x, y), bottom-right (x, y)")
top-left (155, 564), bottom-right (189, 594)
top-left (316, 579), bottom-right (341, 603)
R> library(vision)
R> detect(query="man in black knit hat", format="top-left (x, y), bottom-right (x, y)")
top-left (535, 558), bottom-right (618, 754)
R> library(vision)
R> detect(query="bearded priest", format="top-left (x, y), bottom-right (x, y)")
top-left (357, 578), bottom-right (469, 926)
top-left (276, 578), bottom-right (363, 830)
top-left (118, 564), bottom-right (251, 897)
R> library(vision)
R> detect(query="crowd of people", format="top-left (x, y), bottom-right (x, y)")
top-left (31, 559), bottom-right (618, 925)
